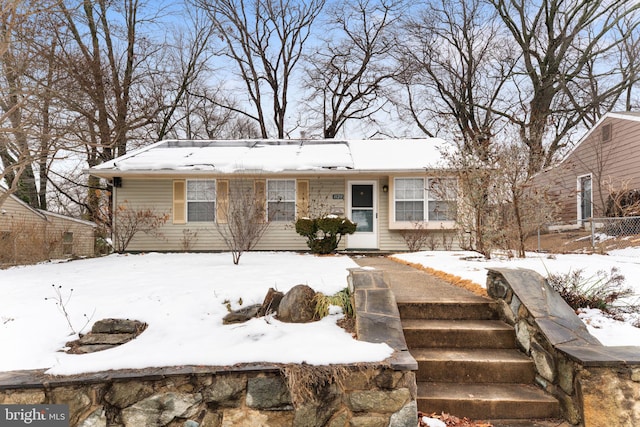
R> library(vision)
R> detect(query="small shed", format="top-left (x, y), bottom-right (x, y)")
top-left (0, 189), bottom-right (96, 265)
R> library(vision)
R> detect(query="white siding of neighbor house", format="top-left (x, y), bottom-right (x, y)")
top-left (115, 175), bottom-right (460, 252)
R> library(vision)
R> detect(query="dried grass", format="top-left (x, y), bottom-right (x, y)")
top-left (391, 258), bottom-right (488, 297)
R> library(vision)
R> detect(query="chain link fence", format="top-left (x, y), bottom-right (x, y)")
top-left (589, 216), bottom-right (640, 246)
top-left (535, 216), bottom-right (640, 252)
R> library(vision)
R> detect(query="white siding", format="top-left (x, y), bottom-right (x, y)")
top-left (115, 175), bottom-right (461, 252)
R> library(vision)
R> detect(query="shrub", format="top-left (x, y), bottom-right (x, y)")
top-left (113, 202), bottom-right (169, 252)
top-left (314, 287), bottom-right (353, 319)
top-left (295, 215), bottom-right (356, 254)
top-left (547, 267), bottom-right (633, 311)
top-left (400, 222), bottom-right (430, 252)
top-left (605, 188), bottom-right (640, 217)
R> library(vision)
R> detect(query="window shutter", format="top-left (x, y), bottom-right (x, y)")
top-left (217, 180), bottom-right (229, 224)
top-left (254, 179), bottom-right (266, 222)
top-left (173, 180), bottom-right (186, 224)
top-left (296, 180), bottom-right (310, 218)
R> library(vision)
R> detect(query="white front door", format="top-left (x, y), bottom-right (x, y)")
top-left (347, 181), bottom-right (378, 249)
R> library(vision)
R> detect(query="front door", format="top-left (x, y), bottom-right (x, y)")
top-left (347, 181), bottom-right (377, 249)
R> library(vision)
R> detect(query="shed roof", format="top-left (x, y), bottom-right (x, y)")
top-left (88, 138), bottom-right (453, 177)
top-left (0, 188), bottom-right (96, 228)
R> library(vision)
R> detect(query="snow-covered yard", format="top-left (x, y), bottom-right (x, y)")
top-left (0, 252), bottom-right (392, 375)
top-left (2, 249), bottom-right (639, 377)
top-left (393, 248), bottom-right (640, 347)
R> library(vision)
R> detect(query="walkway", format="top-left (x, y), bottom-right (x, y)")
top-left (352, 255), bottom-right (487, 305)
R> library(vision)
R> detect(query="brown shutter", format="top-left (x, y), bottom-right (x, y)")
top-left (173, 180), bottom-right (186, 224)
top-left (217, 180), bottom-right (229, 224)
top-left (296, 179), bottom-right (309, 218)
top-left (254, 179), bottom-right (266, 222)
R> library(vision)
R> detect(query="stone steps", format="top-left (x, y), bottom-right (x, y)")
top-left (398, 301), bottom-right (498, 320)
top-left (411, 348), bottom-right (535, 383)
top-left (402, 319), bottom-right (516, 349)
top-left (416, 382), bottom-right (560, 420)
top-left (403, 299), bottom-right (561, 421)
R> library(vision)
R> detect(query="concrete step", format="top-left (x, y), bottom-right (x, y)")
top-left (398, 301), bottom-right (498, 320)
top-left (411, 348), bottom-right (535, 383)
top-left (402, 319), bottom-right (516, 349)
top-left (417, 382), bottom-right (561, 420)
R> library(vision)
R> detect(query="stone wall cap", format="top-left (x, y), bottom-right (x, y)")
top-left (557, 344), bottom-right (640, 367)
top-left (387, 350), bottom-right (418, 371)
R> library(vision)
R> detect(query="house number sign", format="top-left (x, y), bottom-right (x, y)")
top-left (332, 194), bottom-right (344, 200)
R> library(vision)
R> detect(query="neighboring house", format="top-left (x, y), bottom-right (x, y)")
top-left (87, 138), bottom-right (458, 252)
top-left (532, 112), bottom-right (640, 225)
top-left (0, 189), bottom-right (96, 265)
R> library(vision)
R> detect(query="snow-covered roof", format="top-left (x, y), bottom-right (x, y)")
top-left (0, 188), bottom-right (96, 227)
top-left (88, 138), bottom-right (453, 177)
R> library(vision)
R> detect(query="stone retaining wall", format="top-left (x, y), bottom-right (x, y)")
top-left (0, 268), bottom-right (419, 427)
top-left (0, 364), bottom-right (416, 427)
top-left (487, 267), bottom-right (640, 427)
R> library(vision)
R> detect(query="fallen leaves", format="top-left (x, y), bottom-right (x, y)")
top-left (418, 411), bottom-right (493, 427)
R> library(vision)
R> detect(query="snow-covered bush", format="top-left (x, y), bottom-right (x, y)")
top-left (295, 216), bottom-right (356, 254)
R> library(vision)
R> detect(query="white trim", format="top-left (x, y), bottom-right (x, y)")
top-left (186, 178), bottom-right (217, 222)
top-left (346, 180), bottom-right (378, 249)
top-left (266, 178), bottom-right (296, 222)
top-left (39, 210), bottom-right (97, 228)
top-left (577, 173), bottom-right (593, 223)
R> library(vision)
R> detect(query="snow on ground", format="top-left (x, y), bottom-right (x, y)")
top-left (393, 248), bottom-right (640, 347)
top-left (0, 252), bottom-right (393, 375)
top-left (3, 249), bottom-right (640, 376)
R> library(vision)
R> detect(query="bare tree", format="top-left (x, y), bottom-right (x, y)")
top-left (51, 0), bottom-right (167, 225)
top-left (196, 0), bottom-right (325, 138)
top-left (491, 142), bottom-right (559, 257)
top-left (617, 16), bottom-right (640, 112)
top-left (489, 0), bottom-right (640, 176)
top-left (217, 180), bottom-right (270, 265)
top-left (396, 0), bottom-right (513, 256)
top-left (305, 0), bottom-right (403, 138)
top-left (0, 0), bottom-right (53, 209)
top-left (152, 5), bottom-right (216, 140)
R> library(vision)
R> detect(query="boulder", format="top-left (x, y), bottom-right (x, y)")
top-left (277, 284), bottom-right (317, 323)
top-left (222, 304), bottom-right (262, 325)
top-left (258, 287), bottom-right (284, 317)
top-left (91, 318), bottom-right (146, 334)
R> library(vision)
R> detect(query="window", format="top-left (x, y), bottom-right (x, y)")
top-left (394, 177), bottom-right (456, 222)
top-left (187, 180), bottom-right (216, 222)
top-left (602, 123), bottom-right (612, 143)
top-left (395, 178), bottom-right (424, 221)
top-left (62, 232), bottom-right (73, 255)
top-left (428, 178), bottom-right (457, 221)
top-left (267, 179), bottom-right (295, 221)
top-left (579, 175), bottom-right (592, 221)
